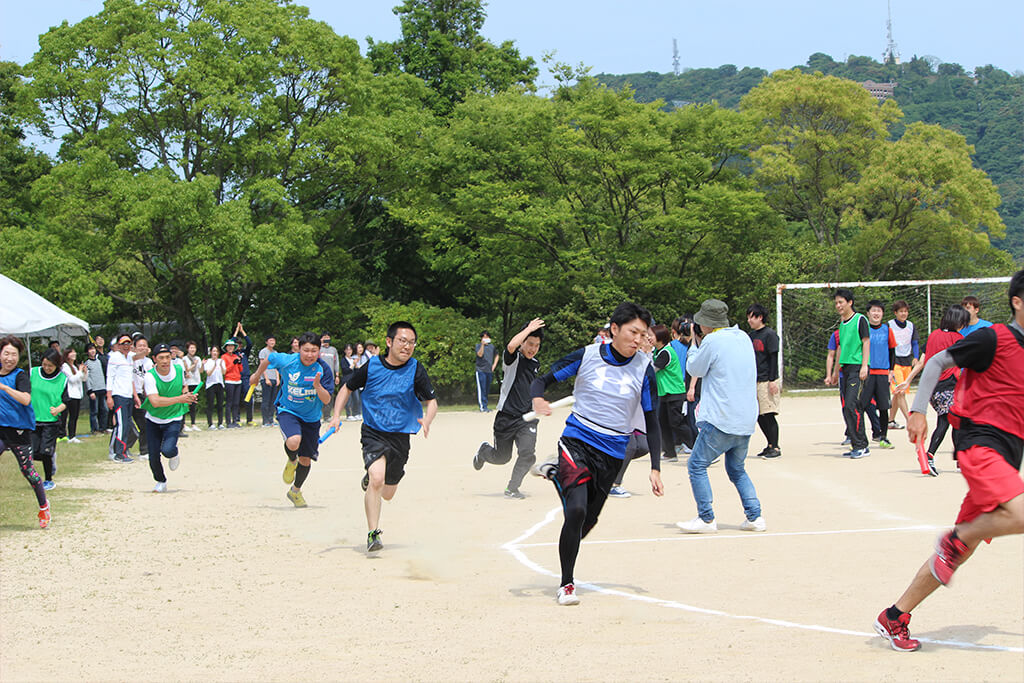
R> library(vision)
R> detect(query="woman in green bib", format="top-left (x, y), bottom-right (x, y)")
top-left (30, 348), bottom-right (68, 490)
top-left (141, 344), bottom-right (198, 492)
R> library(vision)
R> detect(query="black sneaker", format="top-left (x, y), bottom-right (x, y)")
top-left (762, 447), bottom-right (782, 459)
top-left (367, 529), bottom-right (383, 552)
top-left (661, 454), bottom-right (678, 462)
top-left (755, 446), bottom-right (771, 458)
top-left (926, 456), bottom-right (939, 477)
top-left (504, 488), bottom-right (525, 499)
top-left (361, 472), bottom-right (369, 492)
top-left (473, 442), bottom-right (488, 471)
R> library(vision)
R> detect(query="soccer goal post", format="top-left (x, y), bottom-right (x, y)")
top-left (775, 276), bottom-right (1012, 388)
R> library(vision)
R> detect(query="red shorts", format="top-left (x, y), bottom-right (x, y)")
top-left (955, 445), bottom-right (1024, 528)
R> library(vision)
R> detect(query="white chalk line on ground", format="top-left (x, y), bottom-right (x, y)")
top-left (502, 507), bottom-right (1024, 654)
top-left (512, 524), bottom-right (943, 548)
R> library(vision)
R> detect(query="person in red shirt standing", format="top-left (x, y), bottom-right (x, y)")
top-left (874, 270), bottom-right (1024, 652)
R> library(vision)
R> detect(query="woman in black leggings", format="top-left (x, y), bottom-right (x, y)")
top-left (203, 346), bottom-right (226, 429)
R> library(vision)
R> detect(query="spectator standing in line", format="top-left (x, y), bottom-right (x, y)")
top-left (107, 334), bottom-right (140, 462)
top-left (865, 300), bottom-right (897, 450)
top-left (960, 296), bottom-right (992, 337)
top-left (319, 332), bottom-right (341, 420)
top-left (833, 288), bottom-right (872, 459)
top-left (475, 331), bottom-right (499, 412)
top-left (887, 300), bottom-right (920, 430)
top-left (289, 336), bottom-right (300, 354)
top-left (84, 343), bottom-right (107, 435)
top-left (60, 348), bottom-right (86, 444)
top-left (131, 336), bottom-right (153, 457)
top-left (651, 324), bottom-right (688, 464)
top-left (341, 343), bottom-right (359, 420)
top-left (258, 335), bottom-right (280, 427)
top-left (677, 299), bottom-right (765, 534)
top-left (746, 304), bottom-right (781, 459)
top-left (0, 336), bottom-right (51, 528)
top-left (232, 323), bottom-right (255, 425)
top-left (221, 338), bottom-right (243, 428)
top-left (204, 346), bottom-right (226, 429)
top-left (182, 342), bottom-right (202, 431)
top-left (93, 335), bottom-right (112, 429)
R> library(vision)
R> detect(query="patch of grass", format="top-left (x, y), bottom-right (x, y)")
top-left (0, 432), bottom-right (113, 533)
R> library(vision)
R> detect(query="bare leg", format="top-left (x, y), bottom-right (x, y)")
top-left (364, 457), bottom-right (388, 531)
top-left (895, 494), bottom-right (1023, 612)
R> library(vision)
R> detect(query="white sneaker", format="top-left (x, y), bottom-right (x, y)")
top-left (69, 437), bottom-right (82, 444)
top-left (168, 455), bottom-right (180, 471)
top-left (676, 517), bottom-right (718, 533)
top-left (557, 583), bottom-right (580, 606)
top-left (740, 516), bottom-right (767, 532)
top-left (153, 482), bottom-right (167, 493)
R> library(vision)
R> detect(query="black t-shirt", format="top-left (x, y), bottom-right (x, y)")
top-left (345, 356), bottom-right (436, 401)
top-left (496, 349), bottom-right (541, 417)
top-left (947, 325), bottom-right (1024, 469)
top-left (748, 326), bottom-right (780, 382)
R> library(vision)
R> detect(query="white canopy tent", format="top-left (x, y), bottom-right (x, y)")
top-left (0, 273), bottom-right (91, 363)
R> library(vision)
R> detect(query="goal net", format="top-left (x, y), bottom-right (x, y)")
top-left (775, 277), bottom-right (1012, 388)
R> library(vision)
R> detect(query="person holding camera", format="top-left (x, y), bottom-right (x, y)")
top-left (475, 331), bottom-right (499, 412)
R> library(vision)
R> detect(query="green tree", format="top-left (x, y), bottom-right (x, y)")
top-left (367, 0), bottom-right (537, 115)
top-left (15, 0), bottom-right (427, 343)
top-left (842, 122), bottom-right (1012, 278)
top-left (741, 69), bottom-right (902, 275)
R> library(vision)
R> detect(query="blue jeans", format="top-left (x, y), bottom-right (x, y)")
top-left (687, 421), bottom-right (761, 523)
top-left (144, 419), bottom-right (183, 483)
top-left (476, 371), bottom-right (493, 411)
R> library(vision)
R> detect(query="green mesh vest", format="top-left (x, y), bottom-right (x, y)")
top-left (141, 365), bottom-right (188, 420)
top-left (838, 312), bottom-right (867, 365)
top-left (654, 344), bottom-right (687, 396)
top-left (30, 367), bottom-right (66, 424)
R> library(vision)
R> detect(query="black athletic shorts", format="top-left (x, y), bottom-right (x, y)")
top-left (361, 424), bottom-right (411, 486)
top-left (555, 436), bottom-right (620, 496)
top-left (0, 425), bottom-right (32, 448)
top-left (277, 411), bottom-right (321, 461)
top-left (32, 421), bottom-right (60, 458)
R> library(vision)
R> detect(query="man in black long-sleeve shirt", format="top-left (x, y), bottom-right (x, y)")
top-left (747, 304), bottom-right (781, 458)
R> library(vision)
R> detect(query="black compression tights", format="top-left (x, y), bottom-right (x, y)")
top-left (757, 413), bottom-right (779, 448)
top-left (558, 485), bottom-right (601, 586)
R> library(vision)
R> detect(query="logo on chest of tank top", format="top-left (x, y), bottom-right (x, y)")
top-left (593, 365), bottom-right (634, 394)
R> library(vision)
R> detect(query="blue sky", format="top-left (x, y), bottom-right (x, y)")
top-left (1, 0), bottom-right (1021, 79)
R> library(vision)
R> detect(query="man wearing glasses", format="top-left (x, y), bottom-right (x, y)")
top-left (329, 321), bottom-right (437, 553)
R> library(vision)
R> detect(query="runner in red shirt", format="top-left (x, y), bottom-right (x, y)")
top-left (874, 270), bottom-right (1024, 652)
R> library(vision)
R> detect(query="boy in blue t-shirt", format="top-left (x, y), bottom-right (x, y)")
top-left (249, 332), bottom-right (334, 507)
top-left (328, 321), bottom-right (437, 553)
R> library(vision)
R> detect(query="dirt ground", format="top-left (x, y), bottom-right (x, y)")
top-left (1, 395), bottom-right (1022, 682)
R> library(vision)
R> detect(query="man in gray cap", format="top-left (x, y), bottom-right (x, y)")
top-left (677, 299), bottom-right (765, 533)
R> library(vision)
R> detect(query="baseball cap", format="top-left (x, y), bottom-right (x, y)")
top-left (152, 343), bottom-right (171, 356)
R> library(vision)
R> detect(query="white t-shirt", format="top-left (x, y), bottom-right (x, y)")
top-left (258, 347), bottom-right (279, 381)
top-left (183, 354), bottom-right (202, 385)
top-left (106, 350), bottom-right (134, 398)
top-left (144, 367), bottom-right (185, 424)
top-left (133, 356), bottom-right (154, 396)
top-left (204, 357), bottom-right (225, 387)
top-left (61, 363), bottom-right (85, 399)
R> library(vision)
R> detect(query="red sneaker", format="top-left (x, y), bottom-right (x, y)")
top-left (874, 609), bottom-right (921, 652)
top-left (38, 504), bottom-right (51, 529)
top-left (930, 530), bottom-right (968, 585)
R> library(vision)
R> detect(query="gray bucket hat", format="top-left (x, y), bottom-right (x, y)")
top-left (693, 299), bottom-right (730, 329)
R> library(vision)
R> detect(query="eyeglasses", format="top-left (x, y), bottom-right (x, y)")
top-left (392, 337), bottom-right (416, 347)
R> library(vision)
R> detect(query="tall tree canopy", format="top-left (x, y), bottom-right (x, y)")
top-left (367, 0), bottom-right (537, 115)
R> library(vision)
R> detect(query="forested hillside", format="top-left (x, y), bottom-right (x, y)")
top-left (596, 55), bottom-right (1024, 256)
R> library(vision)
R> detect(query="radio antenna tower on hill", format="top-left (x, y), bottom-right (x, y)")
top-left (883, 0), bottom-right (901, 65)
top-left (672, 39), bottom-right (680, 76)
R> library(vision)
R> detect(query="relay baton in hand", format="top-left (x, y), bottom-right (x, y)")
top-left (319, 426), bottom-right (336, 444)
top-left (522, 395), bottom-right (575, 422)
top-left (244, 384), bottom-right (256, 403)
top-left (916, 439), bottom-right (930, 475)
